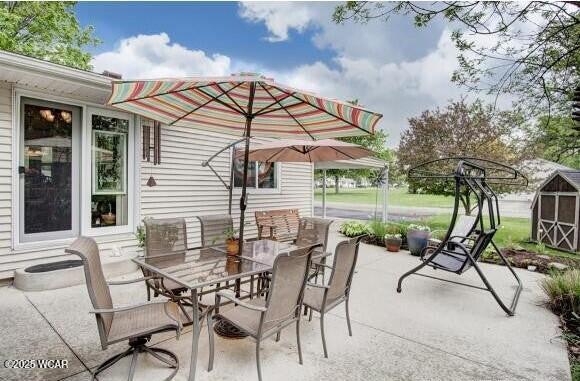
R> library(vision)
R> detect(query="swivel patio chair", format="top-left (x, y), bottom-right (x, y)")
top-left (66, 236), bottom-right (184, 381)
top-left (396, 157), bottom-right (527, 316)
top-left (144, 217), bottom-right (200, 321)
top-left (302, 235), bottom-right (365, 358)
top-left (209, 244), bottom-right (319, 381)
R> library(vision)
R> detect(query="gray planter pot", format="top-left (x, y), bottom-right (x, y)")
top-left (407, 229), bottom-right (432, 256)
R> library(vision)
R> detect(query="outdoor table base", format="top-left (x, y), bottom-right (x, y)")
top-left (213, 316), bottom-right (249, 338)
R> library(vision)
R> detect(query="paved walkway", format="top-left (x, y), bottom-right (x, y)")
top-left (0, 227), bottom-right (569, 381)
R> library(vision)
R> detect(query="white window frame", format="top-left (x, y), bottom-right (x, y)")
top-left (11, 88), bottom-right (140, 250)
top-left (84, 107), bottom-right (135, 237)
top-left (230, 148), bottom-right (281, 194)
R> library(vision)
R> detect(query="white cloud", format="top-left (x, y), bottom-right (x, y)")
top-left (238, 2), bottom-right (314, 42)
top-left (91, 33), bottom-right (232, 79)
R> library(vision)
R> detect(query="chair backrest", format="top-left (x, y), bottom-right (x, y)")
top-left (450, 215), bottom-right (478, 243)
top-left (197, 214), bottom-right (233, 247)
top-left (65, 237), bottom-right (112, 348)
top-left (262, 244), bottom-right (316, 331)
top-left (326, 236), bottom-right (363, 302)
top-left (144, 217), bottom-right (188, 257)
top-left (295, 217), bottom-right (333, 252)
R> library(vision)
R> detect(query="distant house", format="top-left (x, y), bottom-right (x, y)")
top-left (0, 50), bottom-right (313, 280)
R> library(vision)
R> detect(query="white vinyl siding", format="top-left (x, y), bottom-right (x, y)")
top-left (140, 123), bottom-right (313, 247)
top-left (0, 82), bottom-right (313, 279)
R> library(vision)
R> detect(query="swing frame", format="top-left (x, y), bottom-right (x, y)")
top-left (396, 157), bottom-right (527, 316)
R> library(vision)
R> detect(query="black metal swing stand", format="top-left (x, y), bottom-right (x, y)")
top-left (396, 157), bottom-right (528, 316)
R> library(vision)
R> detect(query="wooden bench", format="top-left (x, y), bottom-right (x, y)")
top-left (255, 209), bottom-right (300, 242)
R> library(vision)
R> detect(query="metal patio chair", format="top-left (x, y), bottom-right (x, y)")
top-left (396, 158), bottom-right (526, 316)
top-left (302, 235), bottom-right (365, 358)
top-left (196, 214), bottom-right (233, 247)
top-left (295, 217), bottom-right (334, 282)
top-left (209, 244), bottom-right (319, 381)
top-left (66, 236), bottom-right (190, 381)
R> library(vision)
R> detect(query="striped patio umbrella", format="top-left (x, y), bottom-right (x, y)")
top-left (107, 73), bottom-right (382, 249)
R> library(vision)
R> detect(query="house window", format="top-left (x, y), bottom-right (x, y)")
top-left (90, 114), bottom-right (129, 228)
top-left (233, 158), bottom-right (278, 189)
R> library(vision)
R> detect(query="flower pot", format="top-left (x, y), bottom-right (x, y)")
top-left (385, 237), bottom-right (402, 252)
top-left (407, 229), bottom-right (431, 256)
top-left (226, 238), bottom-right (240, 256)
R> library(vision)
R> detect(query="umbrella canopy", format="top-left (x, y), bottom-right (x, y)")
top-left (107, 73), bottom-right (382, 252)
top-left (108, 73), bottom-right (382, 139)
top-left (238, 139), bottom-right (373, 163)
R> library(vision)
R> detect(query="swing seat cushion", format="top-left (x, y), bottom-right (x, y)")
top-left (428, 247), bottom-right (471, 273)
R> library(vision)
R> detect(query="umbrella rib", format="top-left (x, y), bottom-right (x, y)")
top-left (252, 93), bottom-right (295, 116)
top-left (263, 147), bottom-right (288, 162)
top-left (258, 82), bottom-right (316, 140)
top-left (195, 85), bottom-right (248, 116)
top-left (215, 82), bottom-right (247, 115)
top-left (269, 85), bottom-right (371, 135)
top-left (111, 81), bottom-right (228, 105)
top-left (329, 146), bottom-right (360, 161)
top-left (168, 82), bottom-right (244, 126)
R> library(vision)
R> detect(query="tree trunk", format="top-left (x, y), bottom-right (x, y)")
top-left (460, 190), bottom-right (472, 216)
top-left (334, 175), bottom-right (340, 193)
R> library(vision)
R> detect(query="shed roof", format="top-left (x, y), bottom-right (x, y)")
top-left (560, 170), bottom-right (580, 189)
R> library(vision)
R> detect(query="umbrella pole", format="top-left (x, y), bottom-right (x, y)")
top-left (322, 169), bottom-right (327, 218)
top-left (238, 83), bottom-right (256, 253)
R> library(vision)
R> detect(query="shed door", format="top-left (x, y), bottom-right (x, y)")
top-left (537, 192), bottom-right (578, 251)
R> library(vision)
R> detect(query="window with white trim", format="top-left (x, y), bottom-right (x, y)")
top-left (233, 158), bottom-right (279, 189)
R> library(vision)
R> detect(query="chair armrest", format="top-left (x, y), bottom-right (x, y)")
top-left (107, 275), bottom-right (158, 286)
top-left (216, 290), bottom-right (267, 312)
top-left (307, 282), bottom-right (329, 289)
top-left (449, 235), bottom-right (476, 242)
top-left (89, 300), bottom-right (168, 314)
top-left (312, 262), bottom-right (333, 270)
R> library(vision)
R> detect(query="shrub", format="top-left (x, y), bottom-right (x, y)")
top-left (407, 224), bottom-right (431, 232)
top-left (368, 219), bottom-right (388, 239)
top-left (339, 221), bottom-right (369, 237)
top-left (385, 233), bottom-right (402, 239)
top-left (540, 269), bottom-right (580, 317)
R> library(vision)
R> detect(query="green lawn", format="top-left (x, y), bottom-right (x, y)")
top-left (404, 214), bottom-right (576, 259)
top-left (315, 187), bottom-right (454, 208)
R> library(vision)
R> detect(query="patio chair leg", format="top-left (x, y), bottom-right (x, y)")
top-left (296, 320), bottom-right (303, 365)
top-left (275, 331), bottom-right (281, 342)
top-left (127, 350), bottom-right (139, 381)
top-left (256, 340), bottom-right (263, 381)
top-left (345, 297), bottom-right (353, 337)
top-left (207, 309), bottom-right (215, 371)
top-left (146, 285), bottom-right (151, 301)
top-left (308, 308), bottom-right (313, 322)
top-left (320, 312), bottom-right (328, 358)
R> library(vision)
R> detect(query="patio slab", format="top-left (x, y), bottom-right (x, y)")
top-left (0, 226), bottom-right (571, 381)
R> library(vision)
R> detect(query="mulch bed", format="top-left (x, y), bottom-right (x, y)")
top-left (480, 248), bottom-right (580, 274)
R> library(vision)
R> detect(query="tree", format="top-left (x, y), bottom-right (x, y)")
top-left (0, 2), bottom-right (99, 70)
top-left (533, 115), bottom-right (580, 168)
top-left (333, 2), bottom-right (580, 118)
top-left (318, 129), bottom-right (393, 193)
top-left (397, 99), bottom-right (534, 214)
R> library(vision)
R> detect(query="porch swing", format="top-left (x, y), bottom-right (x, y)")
top-left (396, 157), bottom-right (527, 316)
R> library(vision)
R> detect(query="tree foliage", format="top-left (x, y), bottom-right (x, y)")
top-left (0, 1), bottom-right (99, 70)
top-left (334, 1), bottom-right (580, 117)
top-left (533, 115), bottom-right (580, 169)
top-left (397, 99), bottom-right (534, 214)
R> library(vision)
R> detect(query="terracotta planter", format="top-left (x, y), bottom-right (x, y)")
top-left (226, 238), bottom-right (240, 256)
top-left (407, 229), bottom-right (432, 256)
top-left (385, 238), bottom-right (402, 252)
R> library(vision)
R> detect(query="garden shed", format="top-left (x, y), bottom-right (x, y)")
top-left (531, 170), bottom-right (580, 252)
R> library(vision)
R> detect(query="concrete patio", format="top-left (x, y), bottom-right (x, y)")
top-left (0, 227), bottom-right (570, 381)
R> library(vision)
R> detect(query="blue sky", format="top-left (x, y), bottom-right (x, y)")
top-left (76, 2), bottom-right (462, 146)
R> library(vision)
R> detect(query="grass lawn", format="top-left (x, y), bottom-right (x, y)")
top-left (315, 187), bottom-right (454, 208)
top-left (406, 214), bottom-right (577, 259)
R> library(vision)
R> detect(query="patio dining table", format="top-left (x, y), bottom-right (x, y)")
top-left (132, 239), bottom-right (302, 381)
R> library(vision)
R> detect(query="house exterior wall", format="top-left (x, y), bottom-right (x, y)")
top-left (0, 81), bottom-right (313, 279)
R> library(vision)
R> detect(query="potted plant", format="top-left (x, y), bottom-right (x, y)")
top-left (406, 224), bottom-right (432, 256)
top-left (223, 226), bottom-right (240, 256)
top-left (385, 234), bottom-right (402, 252)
